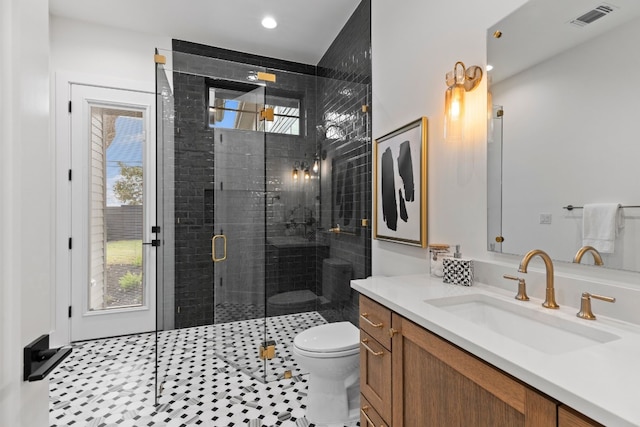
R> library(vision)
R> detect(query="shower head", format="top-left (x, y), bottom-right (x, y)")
top-left (317, 121), bottom-right (348, 141)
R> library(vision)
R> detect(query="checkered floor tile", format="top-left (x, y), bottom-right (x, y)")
top-left (49, 311), bottom-right (360, 427)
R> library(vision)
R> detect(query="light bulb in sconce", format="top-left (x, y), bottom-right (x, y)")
top-left (444, 61), bottom-right (483, 143)
top-left (304, 168), bottom-right (310, 180)
top-left (444, 84), bottom-right (465, 142)
top-left (312, 156), bottom-right (319, 173)
top-left (292, 161), bottom-right (300, 180)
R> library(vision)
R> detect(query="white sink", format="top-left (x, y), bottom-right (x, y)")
top-left (426, 294), bottom-right (620, 355)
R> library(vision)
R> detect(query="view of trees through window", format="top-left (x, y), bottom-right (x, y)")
top-left (90, 108), bottom-right (145, 311)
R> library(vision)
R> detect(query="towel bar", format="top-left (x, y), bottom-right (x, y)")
top-left (563, 204), bottom-right (639, 211)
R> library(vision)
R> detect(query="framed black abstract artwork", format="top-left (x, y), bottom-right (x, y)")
top-left (373, 117), bottom-right (427, 247)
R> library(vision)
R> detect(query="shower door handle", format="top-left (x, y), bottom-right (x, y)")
top-left (211, 234), bottom-right (227, 262)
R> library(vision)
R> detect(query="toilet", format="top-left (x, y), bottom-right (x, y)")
top-left (267, 258), bottom-right (352, 315)
top-left (293, 321), bottom-right (360, 425)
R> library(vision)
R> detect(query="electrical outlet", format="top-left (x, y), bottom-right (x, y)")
top-left (539, 213), bottom-right (552, 224)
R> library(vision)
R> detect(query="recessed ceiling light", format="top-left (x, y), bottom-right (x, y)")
top-left (262, 16), bottom-right (277, 29)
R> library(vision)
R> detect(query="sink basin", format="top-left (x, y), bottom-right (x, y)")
top-left (426, 294), bottom-right (620, 355)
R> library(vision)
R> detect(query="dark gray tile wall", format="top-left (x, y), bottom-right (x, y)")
top-left (171, 50), bottom-right (323, 327)
top-left (172, 71), bottom-right (215, 328)
top-left (317, 0), bottom-right (372, 325)
top-left (170, 0), bottom-right (371, 327)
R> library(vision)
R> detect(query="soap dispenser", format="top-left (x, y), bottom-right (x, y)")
top-left (442, 244), bottom-right (474, 286)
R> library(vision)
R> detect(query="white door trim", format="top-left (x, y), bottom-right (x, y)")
top-left (52, 72), bottom-right (154, 346)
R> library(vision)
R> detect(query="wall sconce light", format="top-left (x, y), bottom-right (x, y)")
top-left (444, 61), bottom-right (483, 142)
top-left (293, 161), bottom-right (312, 181)
top-left (312, 154), bottom-right (319, 173)
top-left (293, 161), bottom-right (300, 180)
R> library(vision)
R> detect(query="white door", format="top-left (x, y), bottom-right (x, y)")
top-left (70, 84), bottom-right (156, 341)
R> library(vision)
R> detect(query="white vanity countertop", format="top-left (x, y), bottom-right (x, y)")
top-left (352, 274), bottom-right (640, 427)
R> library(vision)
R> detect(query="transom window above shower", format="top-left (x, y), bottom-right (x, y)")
top-left (207, 82), bottom-right (301, 135)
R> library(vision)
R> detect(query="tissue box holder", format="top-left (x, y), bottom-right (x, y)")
top-left (442, 258), bottom-right (474, 286)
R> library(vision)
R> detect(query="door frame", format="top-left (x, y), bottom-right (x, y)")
top-left (53, 72), bottom-right (155, 346)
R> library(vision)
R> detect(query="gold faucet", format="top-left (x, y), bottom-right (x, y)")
top-left (518, 249), bottom-right (559, 309)
top-left (573, 245), bottom-right (604, 266)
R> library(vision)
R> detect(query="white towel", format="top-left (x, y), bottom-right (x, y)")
top-left (582, 203), bottom-right (624, 254)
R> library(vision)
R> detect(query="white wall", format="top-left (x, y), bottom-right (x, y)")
top-left (371, 0), bottom-right (640, 294)
top-left (0, 0), bottom-right (52, 425)
top-left (371, 0), bottom-right (528, 276)
top-left (50, 16), bottom-right (172, 86)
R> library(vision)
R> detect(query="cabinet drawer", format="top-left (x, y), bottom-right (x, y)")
top-left (360, 394), bottom-right (389, 427)
top-left (359, 295), bottom-right (392, 349)
top-left (558, 406), bottom-right (604, 427)
top-left (360, 330), bottom-right (392, 425)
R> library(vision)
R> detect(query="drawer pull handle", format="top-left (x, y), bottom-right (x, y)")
top-left (360, 312), bottom-right (383, 328)
top-left (360, 339), bottom-right (383, 356)
top-left (360, 405), bottom-right (375, 425)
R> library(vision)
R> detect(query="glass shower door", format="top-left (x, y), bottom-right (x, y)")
top-left (154, 52), bottom-right (275, 401)
top-left (210, 83), bottom-right (269, 380)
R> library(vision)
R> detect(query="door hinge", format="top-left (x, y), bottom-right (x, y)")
top-left (151, 226), bottom-right (161, 233)
top-left (68, 237), bottom-right (72, 249)
top-left (259, 340), bottom-right (276, 360)
top-left (151, 240), bottom-right (160, 247)
top-left (68, 169), bottom-right (72, 181)
top-left (260, 107), bottom-right (274, 121)
top-left (68, 306), bottom-right (72, 318)
top-left (68, 101), bottom-right (72, 113)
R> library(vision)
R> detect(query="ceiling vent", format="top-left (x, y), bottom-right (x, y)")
top-left (570, 3), bottom-right (617, 27)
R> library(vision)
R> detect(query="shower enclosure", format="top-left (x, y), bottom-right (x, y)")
top-left (154, 49), bottom-right (370, 392)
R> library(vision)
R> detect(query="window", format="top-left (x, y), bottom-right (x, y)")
top-left (207, 82), bottom-right (301, 135)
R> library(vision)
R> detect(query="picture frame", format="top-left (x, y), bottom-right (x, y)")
top-left (374, 117), bottom-right (428, 247)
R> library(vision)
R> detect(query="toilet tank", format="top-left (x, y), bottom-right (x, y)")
top-left (322, 258), bottom-right (352, 303)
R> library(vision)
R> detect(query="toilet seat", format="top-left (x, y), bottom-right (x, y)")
top-left (293, 321), bottom-right (359, 357)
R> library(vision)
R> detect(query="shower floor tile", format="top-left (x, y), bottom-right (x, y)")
top-left (49, 312), bottom-right (359, 427)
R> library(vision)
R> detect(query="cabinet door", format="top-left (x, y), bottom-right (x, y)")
top-left (360, 330), bottom-right (392, 424)
top-left (391, 314), bottom-right (556, 427)
top-left (558, 406), bottom-right (604, 427)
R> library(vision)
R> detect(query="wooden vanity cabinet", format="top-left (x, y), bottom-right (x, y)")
top-left (359, 295), bottom-right (605, 427)
top-left (391, 313), bottom-right (556, 426)
top-left (558, 405), bottom-right (604, 427)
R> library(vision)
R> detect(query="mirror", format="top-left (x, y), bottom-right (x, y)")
top-left (487, 0), bottom-right (640, 272)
